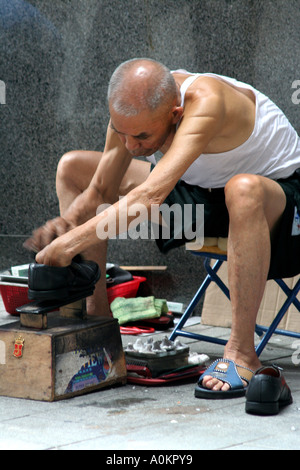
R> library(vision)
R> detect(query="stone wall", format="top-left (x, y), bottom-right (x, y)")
top-left (0, 0), bottom-right (299, 306)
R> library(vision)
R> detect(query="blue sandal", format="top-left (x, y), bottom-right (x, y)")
top-left (195, 359), bottom-right (254, 399)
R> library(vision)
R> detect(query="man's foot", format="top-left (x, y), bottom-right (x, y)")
top-left (202, 344), bottom-right (262, 393)
top-left (195, 352), bottom-right (261, 399)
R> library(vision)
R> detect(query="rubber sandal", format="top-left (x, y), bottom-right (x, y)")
top-left (195, 358), bottom-right (254, 399)
top-left (245, 365), bottom-right (293, 415)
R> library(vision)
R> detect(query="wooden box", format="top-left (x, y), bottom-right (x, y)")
top-left (0, 313), bottom-right (127, 401)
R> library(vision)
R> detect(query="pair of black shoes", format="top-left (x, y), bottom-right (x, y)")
top-left (245, 365), bottom-right (293, 416)
top-left (27, 256), bottom-right (101, 302)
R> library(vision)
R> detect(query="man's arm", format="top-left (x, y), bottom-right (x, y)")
top-left (63, 123), bottom-right (133, 225)
top-left (36, 88), bottom-right (225, 266)
top-left (25, 122), bottom-right (132, 253)
top-left (139, 91), bottom-right (225, 204)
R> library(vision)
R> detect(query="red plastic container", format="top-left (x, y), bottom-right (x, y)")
top-left (0, 283), bottom-right (30, 315)
top-left (107, 276), bottom-right (146, 305)
top-left (0, 276), bottom-right (146, 315)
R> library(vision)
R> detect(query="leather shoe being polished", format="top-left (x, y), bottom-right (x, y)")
top-left (245, 365), bottom-right (293, 415)
top-left (27, 256), bottom-right (101, 301)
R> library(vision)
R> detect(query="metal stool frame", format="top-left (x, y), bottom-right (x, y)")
top-left (169, 251), bottom-right (300, 357)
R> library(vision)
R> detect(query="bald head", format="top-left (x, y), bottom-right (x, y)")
top-left (107, 58), bottom-right (178, 117)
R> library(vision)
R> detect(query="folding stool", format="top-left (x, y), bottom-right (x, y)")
top-left (169, 238), bottom-right (300, 357)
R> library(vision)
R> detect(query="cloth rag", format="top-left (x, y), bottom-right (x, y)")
top-left (110, 296), bottom-right (168, 325)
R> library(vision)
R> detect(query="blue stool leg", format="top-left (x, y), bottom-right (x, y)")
top-left (275, 278), bottom-right (300, 311)
top-left (204, 257), bottom-right (230, 300)
top-left (169, 250), bottom-right (300, 358)
top-left (255, 278), bottom-right (300, 356)
top-left (169, 258), bottom-right (225, 342)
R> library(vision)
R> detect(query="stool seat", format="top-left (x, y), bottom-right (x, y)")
top-left (186, 237), bottom-right (228, 255)
top-left (169, 238), bottom-right (300, 356)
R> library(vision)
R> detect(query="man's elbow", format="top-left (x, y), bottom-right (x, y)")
top-left (132, 182), bottom-right (168, 210)
top-left (89, 182), bottom-right (118, 205)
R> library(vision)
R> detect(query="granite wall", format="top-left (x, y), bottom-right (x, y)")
top-left (0, 0), bottom-right (299, 307)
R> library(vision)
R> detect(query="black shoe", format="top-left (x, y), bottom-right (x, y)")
top-left (106, 264), bottom-right (133, 287)
top-left (245, 365), bottom-right (293, 415)
top-left (27, 257), bottom-right (101, 301)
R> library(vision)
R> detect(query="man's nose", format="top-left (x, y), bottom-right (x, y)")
top-left (124, 135), bottom-right (140, 152)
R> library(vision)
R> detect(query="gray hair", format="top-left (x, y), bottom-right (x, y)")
top-left (107, 58), bottom-right (177, 116)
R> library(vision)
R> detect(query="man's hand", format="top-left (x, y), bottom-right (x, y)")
top-left (23, 217), bottom-right (75, 254)
top-left (34, 219), bottom-right (93, 266)
top-left (35, 234), bottom-right (75, 266)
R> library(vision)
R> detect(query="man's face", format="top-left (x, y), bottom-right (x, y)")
top-left (109, 107), bottom-right (175, 157)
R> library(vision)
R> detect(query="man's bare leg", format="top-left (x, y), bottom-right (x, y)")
top-left (202, 174), bottom-right (287, 392)
top-left (56, 150), bottom-right (151, 316)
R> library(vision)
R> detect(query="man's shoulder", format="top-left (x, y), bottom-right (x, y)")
top-left (189, 75), bottom-right (225, 98)
top-left (183, 77), bottom-right (225, 116)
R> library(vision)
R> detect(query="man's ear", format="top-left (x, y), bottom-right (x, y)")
top-left (171, 106), bottom-right (184, 125)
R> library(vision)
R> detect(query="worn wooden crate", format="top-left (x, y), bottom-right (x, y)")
top-left (0, 313), bottom-right (127, 401)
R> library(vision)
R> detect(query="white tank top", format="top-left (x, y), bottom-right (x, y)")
top-left (148, 72), bottom-right (300, 188)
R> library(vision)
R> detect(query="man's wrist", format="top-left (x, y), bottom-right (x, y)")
top-left (63, 186), bottom-right (102, 227)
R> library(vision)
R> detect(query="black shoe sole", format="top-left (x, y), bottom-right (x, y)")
top-left (27, 265), bottom-right (101, 301)
top-left (245, 396), bottom-right (293, 416)
top-left (28, 282), bottom-right (98, 301)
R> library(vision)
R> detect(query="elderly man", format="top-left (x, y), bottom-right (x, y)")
top-left (25, 58), bottom-right (300, 401)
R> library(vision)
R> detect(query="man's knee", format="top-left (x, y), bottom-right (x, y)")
top-left (224, 174), bottom-right (264, 215)
top-left (56, 150), bottom-right (81, 183)
top-left (56, 150), bottom-right (101, 194)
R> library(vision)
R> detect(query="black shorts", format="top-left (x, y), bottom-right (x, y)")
top-left (155, 170), bottom-right (300, 280)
